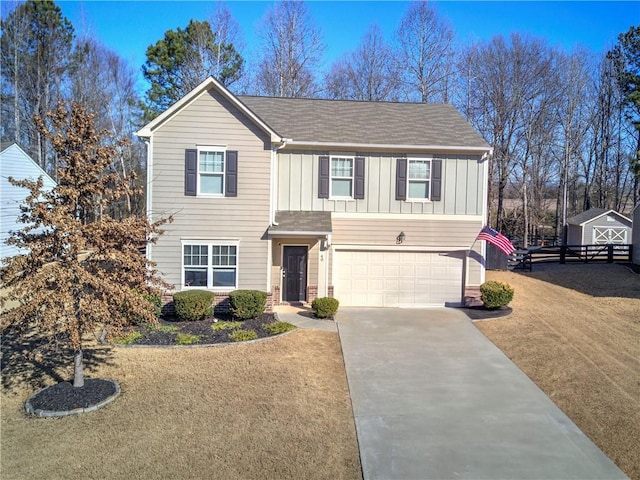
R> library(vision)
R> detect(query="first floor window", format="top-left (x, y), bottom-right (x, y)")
top-left (408, 159), bottom-right (431, 199)
top-left (331, 156), bottom-right (353, 197)
top-left (183, 242), bottom-right (238, 289)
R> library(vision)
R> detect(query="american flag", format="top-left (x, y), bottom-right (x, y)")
top-left (477, 226), bottom-right (515, 255)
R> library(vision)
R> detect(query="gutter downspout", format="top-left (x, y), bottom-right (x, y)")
top-left (267, 138), bottom-right (290, 296)
top-left (144, 138), bottom-right (153, 262)
top-left (270, 138), bottom-right (291, 226)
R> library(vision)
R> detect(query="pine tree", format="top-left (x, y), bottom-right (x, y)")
top-left (0, 102), bottom-right (170, 388)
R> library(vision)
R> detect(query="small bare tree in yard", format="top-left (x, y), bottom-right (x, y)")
top-left (0, 101), bottom-right (168, 388)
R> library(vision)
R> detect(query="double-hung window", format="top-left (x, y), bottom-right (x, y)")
top-left (198, 148), bottom-right (225, 195)
top-left (331, 156), bottom-right (354, 197)
top-left (183, 242), bottom-right (238, 289)
top-left (407, 159), bottom-right (431, 200)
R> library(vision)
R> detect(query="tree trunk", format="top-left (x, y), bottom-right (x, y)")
top-left (73, 349), bottom-right (84, 388)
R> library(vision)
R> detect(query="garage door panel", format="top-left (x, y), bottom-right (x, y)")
top-left (334, 250), bottom-right (463, 307)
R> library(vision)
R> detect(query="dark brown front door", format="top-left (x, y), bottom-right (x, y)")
top-left (283, 246), bottom-right (308, 302)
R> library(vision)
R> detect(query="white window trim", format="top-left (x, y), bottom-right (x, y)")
top-left (181, 240), bottom-right (239, 290)
top-left (329, 155), bottom-right (355, 199)
top-left (197, 145), bottom-right (227, 197)
top-left (407, 157), bottom-right (432, 202)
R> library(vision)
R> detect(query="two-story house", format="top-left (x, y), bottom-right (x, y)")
top-left (136, 77), bottom-right (491, 310)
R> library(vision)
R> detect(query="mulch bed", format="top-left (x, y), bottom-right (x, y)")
top-left (120, 313), bottom-right (284, 346)
top-left (27, 379), bottom-right (118, 413)
top-left (457, 306), bottom-right (513, 320)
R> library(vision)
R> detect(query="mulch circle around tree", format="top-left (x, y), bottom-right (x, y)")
top-left (25, 378), bottom-right (120, 417)
top-left (458, 306), bottom-right (513, 321)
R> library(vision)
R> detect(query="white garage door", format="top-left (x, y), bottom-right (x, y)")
top-left (333, 250), bottom-right (463, 307)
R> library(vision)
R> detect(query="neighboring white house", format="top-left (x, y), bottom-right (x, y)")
top-left (633, 203), bottom-right (639, 265)
top-left (1, 142), bottom-right (56, 261)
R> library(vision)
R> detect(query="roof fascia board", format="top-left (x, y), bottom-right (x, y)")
top-left (135, 77), bottom-right (281, 142)
top-left (268, 231), bottom-right (331, 236)
top-left (578, 209), bottom-right (631, 226)
top-left (284, 140), bottom-right (492, 155)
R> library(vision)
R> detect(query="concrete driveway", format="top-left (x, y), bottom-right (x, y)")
top-left (337, 308), bottom-right (626, 480)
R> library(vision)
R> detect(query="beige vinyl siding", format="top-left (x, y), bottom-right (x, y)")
top-left (150, 88), bottom-right (271, 291)
top-left (277, 150), bottom-right (485, 215)
top-left (331, 217), bottom-right (483, 286)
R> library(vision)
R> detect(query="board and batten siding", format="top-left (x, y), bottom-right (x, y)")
top-left (331, 217), bottom-right (484, 285)
top-left (1, 144), bottom-right (56, 261)
top-left (277, 150), bottom-right (485, 215)
top-left (150, 88), bottom-right (272, 291)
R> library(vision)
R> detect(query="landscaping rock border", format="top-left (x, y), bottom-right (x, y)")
top-left (25, 378), bottom-right (120, 418)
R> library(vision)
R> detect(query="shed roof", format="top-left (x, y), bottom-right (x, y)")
top-left (567, 208), bottom-right (631, 226)
top-left (238, 95), bottom-right (490, 150)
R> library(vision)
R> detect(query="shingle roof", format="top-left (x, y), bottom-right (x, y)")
top-left (269, 211), bottom-right (332, 234)
top-left (567, 208), bottom-right (609, 225)
top-left (238, 96), bottom-right (489, 149)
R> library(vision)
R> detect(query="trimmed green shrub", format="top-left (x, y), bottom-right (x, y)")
top-left (173, 290), bottom-right (214, 321)
top-left (228, 329), bottom-right (258, 342)
top-left (262, 321), bottom-right (295, 335)
top-left (312, 297), bottom-right (339, 318)
top-left (229, 290), bottom-right (267, 320)
top-left (211, 321), bottom-right (243, 331)
top-left (176, 333), bottom-right (201, 345)
top-left (480, 281), bottom-right (514, 309)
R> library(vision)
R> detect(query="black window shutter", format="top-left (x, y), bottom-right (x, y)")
top-left (318, 156), bottom-right (329, 199)
top-left (354, 157), bottom-right (365, 199)
top-left (431, 159), bottom-right (442, 201)
top-left (395, 158), bottom-right (407, 201)
top-left (225, 150), bottom-right (238, 197)
top-left (185, 149), bottom-right (197, 196)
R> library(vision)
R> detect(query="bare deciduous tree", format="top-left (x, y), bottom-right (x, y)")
top-left (395, 1), bottom-right (455, 103)
top-left (255, 0), bottom-right (324, 97)
top-left (324, 24), bottom-right (399, 101)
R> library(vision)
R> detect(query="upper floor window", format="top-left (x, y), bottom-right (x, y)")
top-left (185, 148), bottom-right (238, 197)
top-left (199, 149), bottom-right (225, 195)
top-left (331, 157), bottom-right (354, 197)
top-left (183, 242), bottom-right (238, 289)
top-left (407, 159), bottom-right (431, 200)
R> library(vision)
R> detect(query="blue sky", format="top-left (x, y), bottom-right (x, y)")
top-left (55, 1), bottom-right (638, 76)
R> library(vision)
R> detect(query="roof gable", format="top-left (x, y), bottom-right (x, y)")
top-left (135, 77), bottom-right (281, 141)
top-left (567, 208), bottom-right (631, 226)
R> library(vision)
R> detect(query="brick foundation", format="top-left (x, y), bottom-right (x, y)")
top-left (161, 290), bottom-right (275, 318)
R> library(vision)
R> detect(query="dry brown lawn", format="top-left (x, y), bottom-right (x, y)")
top-left (1, 330), bottom-right (362, 480)
top-left (476, 263), bottom-right (640, 480)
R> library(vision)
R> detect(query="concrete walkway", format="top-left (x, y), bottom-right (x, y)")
top-left (337, 308), bottom-right (627, 480)
top-left (273, 306), bottom-right (338, 332)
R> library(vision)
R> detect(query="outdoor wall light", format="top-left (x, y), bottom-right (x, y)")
top-left (396, 231), bottom-right (405, 244)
